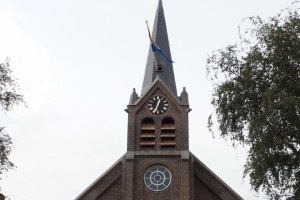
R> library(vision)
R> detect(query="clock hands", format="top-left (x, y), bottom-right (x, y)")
top-left (147, 96), bottom-right (169, 115)
top-left (152, 99), bottom-right (161, 113)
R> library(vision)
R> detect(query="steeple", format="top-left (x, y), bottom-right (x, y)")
top-left (142, 0), bottom-right (177, 96)
top-left (76, 1), bottom-right (244, 199)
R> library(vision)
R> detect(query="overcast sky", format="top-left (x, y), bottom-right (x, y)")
top-left (0, 0), bottom-right (296, 199)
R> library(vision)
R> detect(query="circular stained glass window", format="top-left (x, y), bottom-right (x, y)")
top-left (144, 165), bottom-right (172, 192)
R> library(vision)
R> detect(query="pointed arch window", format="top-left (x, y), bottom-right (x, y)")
top-left (141, 118), bottom-right (155, 148)
top-left (161, 117), bottom-right (176, 148)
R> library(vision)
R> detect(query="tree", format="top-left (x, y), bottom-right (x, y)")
top-left (0, 58), bottom-right (24, 187)
top-left (206, 2), bottom-right (300, 200)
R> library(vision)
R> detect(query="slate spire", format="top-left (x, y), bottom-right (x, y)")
top-left (142, 0), bottom-right (177, 96)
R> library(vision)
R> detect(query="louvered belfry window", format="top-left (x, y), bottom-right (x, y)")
top-left (161, 117), bottom-right (176, 148)
top-left (141, 118), bottom-right (156, 148)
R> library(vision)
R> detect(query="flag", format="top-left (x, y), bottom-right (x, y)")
top-left (146, 21), bottom-right (174, 63)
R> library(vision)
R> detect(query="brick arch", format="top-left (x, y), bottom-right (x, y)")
top-left (160, 117), bottom-right (176, 149)
top-left (141, 117), bottom-right (155, 123)
top-left (140, 117), bottom-right (156, 149)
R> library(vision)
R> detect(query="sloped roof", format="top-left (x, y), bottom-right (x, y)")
top-left (191, 152), bottom-right (244, 200)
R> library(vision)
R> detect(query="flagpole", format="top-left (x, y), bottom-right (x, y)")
top-left (145, 21), bottom-right (155, 44)
top-left (145, 20), bottom-right (174, 63)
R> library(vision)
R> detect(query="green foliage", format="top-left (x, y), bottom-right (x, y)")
top-left (0, 59), bottom-right (24, 187)
top-left (207, 2), bottom-right (300, 199)
top-left (0, 128), bottom-right (14, 177)
top-left (0, 59), bottom-right (24, 112)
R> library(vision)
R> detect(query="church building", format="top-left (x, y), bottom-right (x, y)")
top-left (75, 1), bottom-right (243, 199)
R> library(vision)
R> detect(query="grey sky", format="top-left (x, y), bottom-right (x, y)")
top-left (0, 0), bottom-right (295, 199)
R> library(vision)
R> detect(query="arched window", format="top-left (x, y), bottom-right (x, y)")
top-left (161, 117), bottom-right (176, 148)
top-left (141, 118), bottom-right (155, 148)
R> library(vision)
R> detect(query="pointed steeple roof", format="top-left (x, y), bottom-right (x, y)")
top-left (141, 0), bottom-right (177, 96)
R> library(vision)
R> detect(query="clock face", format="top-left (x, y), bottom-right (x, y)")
top-left (144, 165), bottom-right (172, 192)
top-left (147, 96), bottom-right (169, 115)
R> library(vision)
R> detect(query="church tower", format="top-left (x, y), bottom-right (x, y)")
top-left (76, 1), bottom-right (243, 199)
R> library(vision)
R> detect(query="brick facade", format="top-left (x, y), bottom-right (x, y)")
top-left (75, 80), bottom-right (243, 200)
top-left (75, 1), bottom-right (243, 199)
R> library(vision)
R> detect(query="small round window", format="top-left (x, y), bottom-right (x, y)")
top-left (144, 165), bottom-right (172, 192)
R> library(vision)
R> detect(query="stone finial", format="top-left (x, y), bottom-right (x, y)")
top-left (180, 87), bottom-right (189, 105)
top-left (129, 88), bottom-right (138, 105)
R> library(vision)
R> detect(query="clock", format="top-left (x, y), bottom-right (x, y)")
top-left (147, 96), bottom-right (169, 115)
top-left (144, 165), bottom-right (172, 192)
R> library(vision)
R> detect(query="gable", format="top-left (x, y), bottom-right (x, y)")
top-left (126, 78), bottom-right (190, 152)
top-left (132, 78), bottom-right (184, 117)
top-left (191, 153), bottom-right (243, 200)
top-left (194, 175), bottom-right (221, 200)
top-left (75, 156), bottom-right (125, 200)
top-left (96, 177), bottom-right (122, 200)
